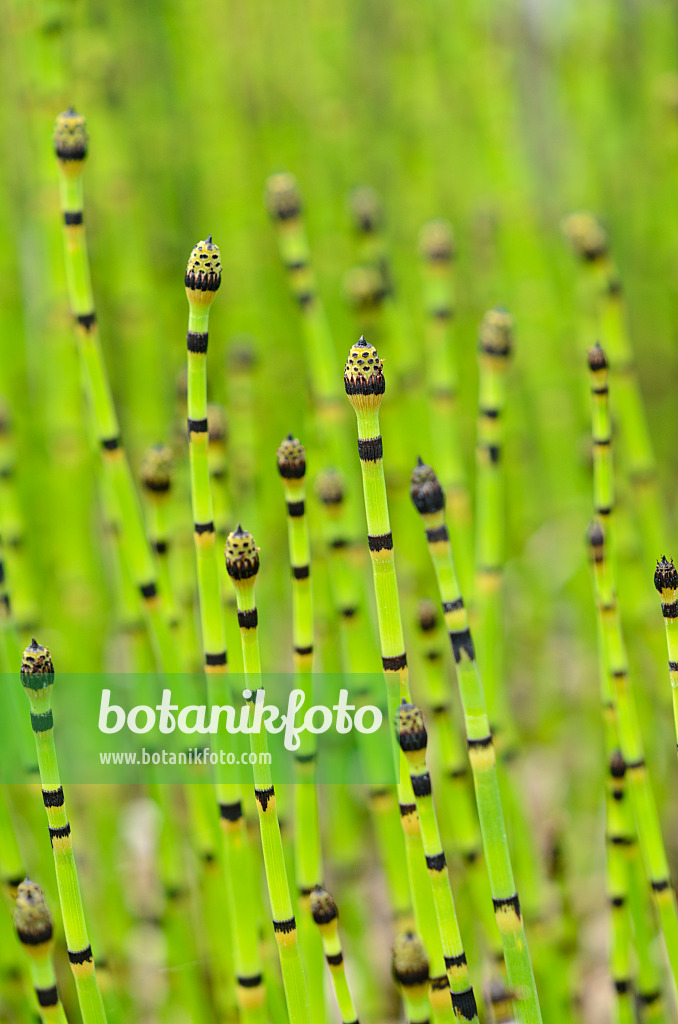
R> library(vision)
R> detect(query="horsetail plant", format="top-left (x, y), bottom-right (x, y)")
top-left (184, 237), bottom-right (267, 1022)
top-left (53, 109), bottom-right (179, 674)
top-left (392, 931), bottom-right (431, 1024)
top-left (419, 220), bottom-right (473, 600)
top-left (13, 879), bottom-right (69, 1024)
top-left (139, 444), bottom-right (180, 636)
top-left (344, 336), bottom-right (463, 1024)
top-left (19, 639), bottom-right (107, 1024)
top-left (276, 433), bottom-right (325, 1024)
top-left (409, 459), bottom-right (543, 1024)
top-left (310, 887), bottom-right (360, 1024)
top-left (653, 555), bottom-right (678, 753)
top-left (588, 523), bottom-right (678, 993)
top-left (397, 701), bottom-right (480, 1023)
top-left (225, 524), bottom-right (312, 1024)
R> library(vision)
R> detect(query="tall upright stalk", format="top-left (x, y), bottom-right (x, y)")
top-left (184, 236), bottom-right (266, 1023)
top-left (52, 109), bottom-right (178, 673)
top-left (653, 556), bottom-right (678, 751)
top-left (13, 879), bottom-right (69, 1024)
top-left (343, 336), bottom-right (463, 1024)
top-left (19, 639), bottom-right (107, 1024)
top-left (225, 525), bottom-right (311, 1024)
top-left (409, 459), bottom-right (542, 1024)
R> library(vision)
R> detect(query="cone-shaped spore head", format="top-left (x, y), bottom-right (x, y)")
top-left (185, 237), bottom-right (222, 299)
top-left (349, 185), bottom-right (383, 233)
top-left (562, 212), bottom-right (608, 262)
top-left (21, 639), bottom-right (54, 678)
top-left (14, 880), bottom-right (53, 945)
top-left (225, 526), bottom-right (260, 581)
top-left (344, 336), bottom-right (385, 408)
top-left (140, 444), bottom-right (173, 493)
top-left (344, 265), bottom-right (385, 311)
top-left (417, 598), bottom-right (438, 633)
top-left (265, 172), bottom-right (302, 221)
top-left (655, 555), bottom-right (678, 596)
top-left (397, 700), bottom-right (428, 753)
top-left (587, 343), bottom-right (608, 373)
top-left (276, 434), bottom-right (306, 479)
top-left (207, 404), bottom-right (228, 444)
top-left (479, 307), bottom-right (514, 357)
top-left (410, 458), bottom-right (445, 515)
top-left (53, 108), bottom-right (88, 161)
top-left (315, 468), bottom-right (344, 506)
top-left (310, 886), bottom-right (338, 925)
top-left (392, 931), bottom-right (429, 988)
top-left (419, 219), bottom-right (455, 261)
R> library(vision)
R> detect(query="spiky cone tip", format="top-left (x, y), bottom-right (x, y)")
top-left (276, 434), bottom-right (306, 480)
top-left (392, 931), bottom-right (429, 989)
top-left (265, 172), bottom-right (302, 221)
top-left (21, 639), bottom-right (54, 690)
top-left (344, 336), bottom-right (385, 413)
top-left (417, 598), bottom-right (438, 633)
top-left (185, 236), bottom-right (222, 306)
top-left (397, 700), bottom-right (428, 755)
top-left (419, 218), bottom-right (455, 262)
top-left (315, 468), bottom-right (344, 507)
top-left (562, 211), bottom-right (609, 262)
top-left (53, 107), bottom-right (88, 165)
top-left (479, 306), bottom-right (514, 358)
top-left (587, 342), bottom-right (608, 374)
top-left (14, 880), bottom-right (53, 950)
top-left (225, 525), bottom-right (260, 581)
top-left (410, 458), bottom-right (445, 516)
top-left (310, 886), bottom-right (338, 927)
top-left (140, 444), bottom-right (173, 494)
top-left (348, 184), bottom-right (383, 234)
top-left (655, 555), bottom-right (678, 599)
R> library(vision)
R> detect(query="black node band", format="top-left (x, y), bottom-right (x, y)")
top-left (36, 985), bottom-right (59, 1007)
top-left (442, 598), bottom-right (464, 613)
top-left (638, 990), bottom-right (662, 1006)
top-left (479, 406), bottom-right (499, 419)
top-left (326, 951), bottom-right (343, 966)
top-left (63, 210), bottom-right (83, 226)
top-left (662, 600), bottom-right (678, 618)
top-left (467, 735), bottom-right (493, 750)
top-left (293, 565), bottom-right (310, 579)
top-left (450, 988), bottom-right (478, 1021)
top-left (382, 653), bottom-right (407, 671)
top-left (651, 878), bottom-right (670, 892)
top-left (412, 773), bottom-right (432, 797)
top-left (358, 436), bottom-right (383, 462)
top-left (42, 788), bottom-right (64, 808)
top-left (426, 852), bottom-right (446, 871)
top-left (238, 609), bottom-right (258, 629)
top-left (614, 980), bottom-right (630, 994)
top-left (153, 540), bottom-right (169, 555)
top-left (194, 521), bottom-right (215, 534)
top-left (610, 896), bottom-right (625, 907)
top-left (76, 312), bottom-right (96, 330)
top-left (368, 532), bottom-right (393, 552)
top-left (31, 711), bottom-right (53, 732)
top-left (399, 802), bottom-right (417, 817)
top-left (341, 606), bottom-right (357, 618)
top-left (426, 525), bottom-right (449, 544)
top-left (219, 801), bottom-right (242, 821)
top-left (330, 538), bottom-right (348, 549)
top-left (256, 786), bottom-right (275, 811)
top-left (205, 651), bottom-right (227, 666)
top-left (444, 952), bottom-right (467, 969)
top-left (273, 916), bottom-right (296, 934)
top-left (237, 974), bottom-right (263, 988)
top-left (187, 417), bottom-right (208, 433)
top-left (49, 824), bottom-right (71, 842)
top-left (68, 946), bottom-right (93, 965)
top-left (101, 436), bottom-right (121, 451)
top-left (139, 582), bottom-right (157, 599)
top-left (187, 331), bottom-right (209, 353)
top-left (17, 924), bottom-right (53, 946)
top-left (287, 500), bottom-right (305, 517)
top-left (450, 628), bottom-right (475, 663)
top-left (294, 645), bottom-right (313, 656)
top-left (493, 893), bottom-right (521, 917)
